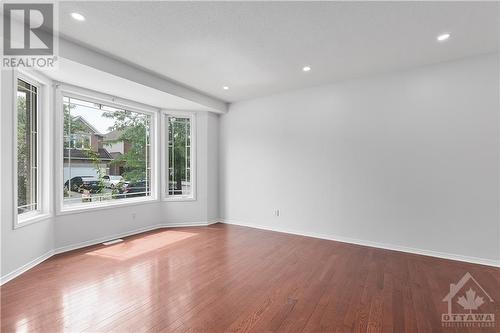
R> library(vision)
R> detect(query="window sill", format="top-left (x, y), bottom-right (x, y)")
top-left (15, 212), bottom-right (52, 229)
top-left (163, 196), bottom-right (196, 202)
top-left (57, 197), bottom-right (159, 216)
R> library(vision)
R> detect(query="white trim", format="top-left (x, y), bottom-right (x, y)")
top-left (0, 220), bottom-right (220, 285)
top-left (17, 212), bottom-right (51, 226)
top-left (56, 82), bottom-right (161, 114)
top-left (53, 224), bottom-right (162, 254)
top-left (162, 110), bottom-right (197, 201)
top-left (222, 219), bottom-right (500, 268)
top-left (163, 196), bottom-right (197, 202)
top-left (13, 72), bottom-right (47, 228)
top-left (54, 220), bottom-right (219, 254)
top-left (56, 197), bottom-right (160, 216)
top-left (0, 250), bottom-right (54, 285)
top-left (54, 84), bottom-right (160, 215)
top-left (165, 219), bottom-right (219, 227)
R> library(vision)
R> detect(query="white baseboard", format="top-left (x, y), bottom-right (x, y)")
top-left (54, 220), bottom-right (219, 254)
top-left (0, 250), bottom-right (55, 285)
top-left (164, 219), bottom-right (219, 228)
top-left (1, 220), bottom-right (220, 286)
top-left (222, 219), bottom-right (500, 268)
top-left (54, 223), bottom-right (163, 255)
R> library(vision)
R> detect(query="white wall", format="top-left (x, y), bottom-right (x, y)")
top-left (207, 113), bottom-right (220, 221)
top-left (1, 69), bottom-right (220, 281)
top-left (220, 54), bottom-right (500, 265)
top-left (159, 112), bottom-right (219, 225)
top-left (1, 70), bottom-right (55, 277)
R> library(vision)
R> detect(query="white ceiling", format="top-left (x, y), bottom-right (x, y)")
top-left (44, 58), bottom-right (214, 111)
top-left (59, 1), bottom-right (499, 103)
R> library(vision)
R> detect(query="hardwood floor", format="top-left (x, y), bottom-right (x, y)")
top-left (1, 223), bottom-right (499, 333)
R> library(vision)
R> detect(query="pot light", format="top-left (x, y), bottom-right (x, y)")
top-left (437, 33), bottom-right (450, 42)
top-left (223, 86), bottom-right (229, 90)
top-left (302, 66), bottom-right (311, 72)
top-left (71, 12), bottom-right (85, 21)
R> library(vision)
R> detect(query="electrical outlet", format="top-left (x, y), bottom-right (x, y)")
top-left (273, 209), bottom-right (280, 217)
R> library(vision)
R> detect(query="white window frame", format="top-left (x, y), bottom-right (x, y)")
top-left (55, 83), bottom-right (160, 215)
top-left (161, 111), bottom-right (196, 201)
top-left (13, 71), bottom-right (51, 228)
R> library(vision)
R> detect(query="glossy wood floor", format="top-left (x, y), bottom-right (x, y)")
top-left (1, 223), bottom-right (499, 333)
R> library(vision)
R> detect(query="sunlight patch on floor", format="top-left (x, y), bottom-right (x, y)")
top-left (85, 230), bottom-right (197, 261)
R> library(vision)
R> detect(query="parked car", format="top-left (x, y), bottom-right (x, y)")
top-left (64, 176), bottom-right (101, 193)
top-left (120, 180), bottom-right (149, 198)
top-left (102, 175), bottom-right (124, 189)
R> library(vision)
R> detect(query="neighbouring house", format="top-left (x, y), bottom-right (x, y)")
top-left (64, 116), bottom-right (113, 182)
top-left (103, 129), bottom-right (131, 176)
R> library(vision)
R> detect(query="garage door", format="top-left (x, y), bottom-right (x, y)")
top-left (64, 165), bottom-right (99, 182)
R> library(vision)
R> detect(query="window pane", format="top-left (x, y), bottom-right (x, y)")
top-left (17, 79), bottom-right (38, 215)
top-left (63, 96), bottom-right (152, 207)
top-left (167, 116), bottom-right (192, 197)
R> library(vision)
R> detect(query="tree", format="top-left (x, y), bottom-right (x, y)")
top-left (83, 149), bottom-right (106, 194)
top-left (17, 94), bottom-right (28, 207)
top-left (102, 110), bottom-right (149, 183)
top-left (63, 102), bottom-right (87, 135)
top-left (169, 118), bottom-right (190, 193)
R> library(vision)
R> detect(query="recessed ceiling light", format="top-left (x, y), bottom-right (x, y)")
top-left (302, 66), bottom-right (311, 72)
top-left (223, 86), bottom-right (229, 90)
top-left (71, 12), bottom-right (85, 21)
top-left (437, 33), bottom-right (451, 42)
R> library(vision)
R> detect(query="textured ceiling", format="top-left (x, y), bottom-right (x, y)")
top-left (59, 1), bottom-right (499, 103)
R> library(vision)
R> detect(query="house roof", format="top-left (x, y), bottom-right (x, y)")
top-left (64, 148), bottom-right (113, 161)
top-left (73, 116), bottom-right (102, 135)
top-left (103, 129), bottom-right (124, 142)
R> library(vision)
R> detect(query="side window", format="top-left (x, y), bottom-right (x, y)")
top-left (166, 115), bottom-right (194, 199)
top-left (16, 79), bottom-right (39, 216)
